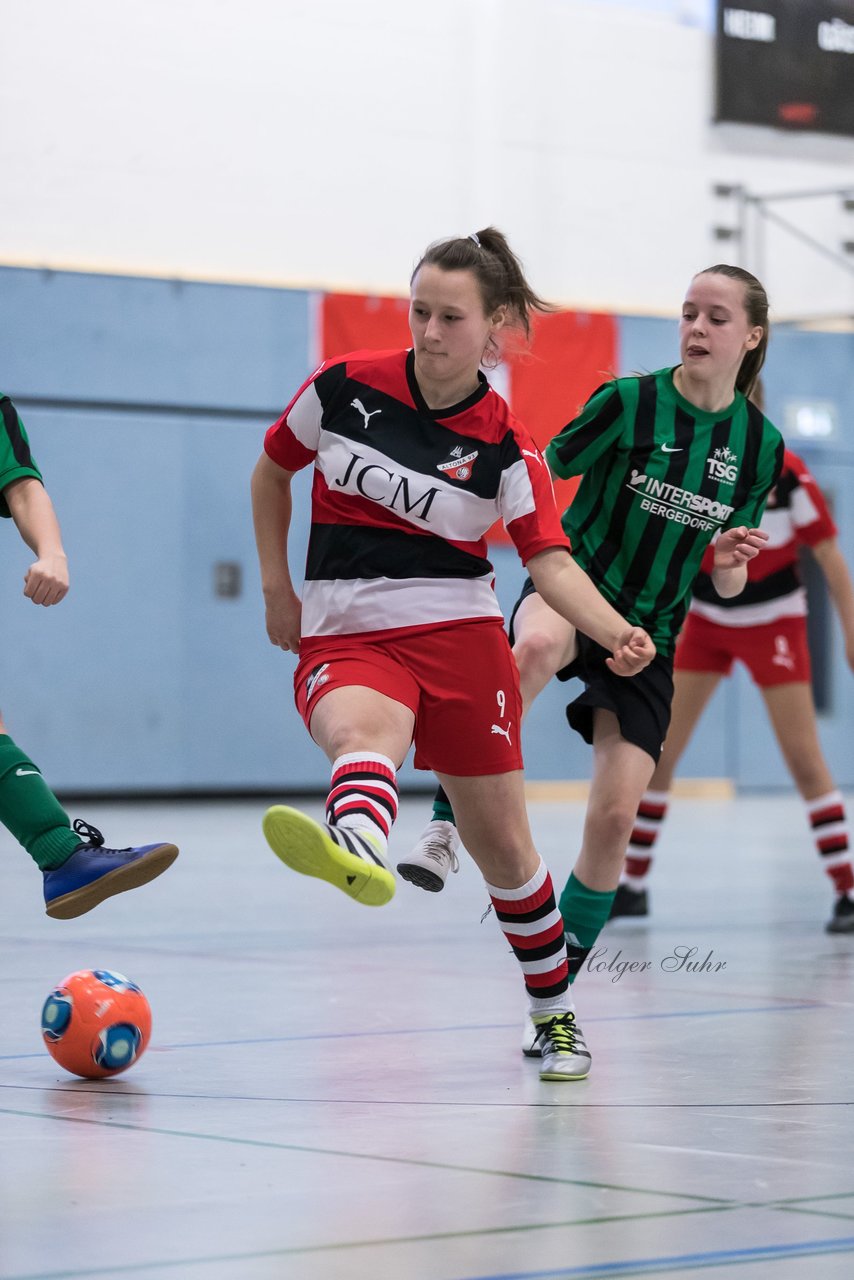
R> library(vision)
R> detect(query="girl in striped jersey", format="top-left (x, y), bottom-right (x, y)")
top-left (251, 228), bottom-right (655, 1081)
top-left (615, 418), bottom-right (854, 934)
top-left (400, 265), bottom-right (784, 1065)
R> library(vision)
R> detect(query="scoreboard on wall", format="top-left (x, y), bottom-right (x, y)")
top-left (715, 1), bottom-right (854, 137)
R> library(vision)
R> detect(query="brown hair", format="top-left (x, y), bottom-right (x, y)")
top-left (411, 227), bottom-right (552, 363)
top-left (748, 374), bottom-right (765, 413)
top-left (696, 264), bottom-right (770, 399)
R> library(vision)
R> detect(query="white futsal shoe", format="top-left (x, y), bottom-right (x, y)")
top-left (396, 819), bottom-right (460, 892)
top-left (525, 1010), bottom-right (592, 1081)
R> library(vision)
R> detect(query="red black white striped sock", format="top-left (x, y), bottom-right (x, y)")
top-left (485, 859), bottom-right (570, 1015)
top-left (622, 789), bottom-right (670, 889)
top-left (807, 790), bottom-right (853, 897)
top-left (326, 753), bottom-right (399, 862)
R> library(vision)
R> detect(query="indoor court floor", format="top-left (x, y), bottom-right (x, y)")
top-left (2, 790), bottom-right (853, 1280)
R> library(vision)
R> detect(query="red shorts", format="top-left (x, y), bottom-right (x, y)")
top-left (675, 612), bottom-right (811, 687)
top-left (294, 620), bottom-right (524, 776)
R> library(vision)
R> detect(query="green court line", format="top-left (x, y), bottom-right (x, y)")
top-left (6, 1209), bottom-right (854, 1279)
top-left (4, 1110), bottom-right (854, 1280)
top-left (3, 1080), bottom-right (853, 1111)
top-left (776, 1205), bottom-right (854, 1223)
top-left (0, 1104), bottom-right (732, 1204)
top-left (0, 1206), bottom-right (739, 1280)
top-left (772, 1189), bottom-right (854, 1205)
top-left (6, 1104), bottom-right (853, 1218)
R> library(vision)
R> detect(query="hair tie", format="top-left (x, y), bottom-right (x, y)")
top-left (468, 232), bottom-right (481, 247)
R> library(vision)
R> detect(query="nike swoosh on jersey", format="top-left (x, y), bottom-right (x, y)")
top-left (661, 443), bottom-right (682, 453)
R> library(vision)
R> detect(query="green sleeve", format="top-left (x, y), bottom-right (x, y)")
top-left (545, 379), bottom-right (629, 480)
top-left (0, 396), bottom-right (43, 519)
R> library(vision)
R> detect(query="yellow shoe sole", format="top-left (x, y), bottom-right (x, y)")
top-left (262, 806), bottom-right (395, 907)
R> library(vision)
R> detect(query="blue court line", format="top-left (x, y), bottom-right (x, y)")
top-left (2, 1106), bottom-right (853, 1277)
top-left (0, 1001), bottom-right (822, 1061)
top-left (0, 1211), bottom-right (736, 1280)
top-left (451, 1234), bottom-right (854, 1278)
top-left (2, 1230), bottom-right (854, 1280)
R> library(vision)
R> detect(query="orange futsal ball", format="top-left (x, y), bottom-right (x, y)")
top-left (41, 969), bottom-right (152, 1079)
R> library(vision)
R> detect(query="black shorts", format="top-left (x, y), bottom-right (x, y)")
top-left (509, 576), bottom-right (674, 763)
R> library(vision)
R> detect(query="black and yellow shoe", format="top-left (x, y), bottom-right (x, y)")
top-left (262, 806), bottom-right (395, 907)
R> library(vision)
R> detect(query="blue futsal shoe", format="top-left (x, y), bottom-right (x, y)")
top-left (43, 820), bottom-right (179, 919)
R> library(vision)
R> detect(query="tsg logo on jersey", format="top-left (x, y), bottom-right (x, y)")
top-left (707, 446), bottom-right (738, 483)
top-left (437, 445), bottom-right (479, 482)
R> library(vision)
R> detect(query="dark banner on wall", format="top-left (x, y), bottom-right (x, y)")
top-left (715, 1), bottom-right (854, 137)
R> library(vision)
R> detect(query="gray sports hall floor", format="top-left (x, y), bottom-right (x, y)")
top-left (2, 792), bottom-right (853, 1280)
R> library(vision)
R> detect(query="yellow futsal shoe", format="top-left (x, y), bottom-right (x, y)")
top-left (262, 806), bottom-right (396, 907)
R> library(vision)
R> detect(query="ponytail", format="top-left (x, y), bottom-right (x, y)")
top-left (412, 227), bottom-right (552, 358)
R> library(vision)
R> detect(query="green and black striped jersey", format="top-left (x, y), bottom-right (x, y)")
top-left (545, 367), bottom-right (784, 655)
top-left (1, 395), bottom-right (42, 519)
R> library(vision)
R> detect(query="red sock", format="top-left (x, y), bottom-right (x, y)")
top-left (326, 753), bottom-right (399, 859)
top-left (807, 791), bottom-right (853, 896)
top-left (485, 859), bottom-right (569, 1013)
top-left (623, 789), bottom-right (669, 888)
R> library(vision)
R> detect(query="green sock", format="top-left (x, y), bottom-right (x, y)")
top-left (0, 735), bottom-right (81, 870)
top-left (431, 784), bottom-right (456, 826)
top-left (558, 871), bottom-right (616, 983)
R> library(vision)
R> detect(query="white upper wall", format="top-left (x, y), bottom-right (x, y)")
top-left (4, 0), bottom-right (854, 320)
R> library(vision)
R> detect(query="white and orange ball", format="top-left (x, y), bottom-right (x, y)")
top-left (41, 969), bottom-right (151, 1079)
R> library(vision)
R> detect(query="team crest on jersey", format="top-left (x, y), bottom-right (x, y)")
top-left (707, 446), bottom-right (738, 483)
top-left (305, 663), bottom-right (331, 700)
top-left (437, 445), bottom-right (478, 482)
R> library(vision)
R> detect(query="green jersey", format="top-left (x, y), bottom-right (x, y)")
top-left (545, 367), bottom-right (784, 655)
top-left (1, 395), bottom-right (42, 519)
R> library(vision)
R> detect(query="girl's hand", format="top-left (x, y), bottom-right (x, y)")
top-left (606, 627), bottom-right (656, 676)
top-left (714, 526), bottom-right (768, 570)
top-left (23, 554), bottom-right (69, 606)
top-left (264, 588), bottom-right (302, 653)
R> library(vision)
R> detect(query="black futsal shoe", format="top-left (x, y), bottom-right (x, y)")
top-left (609, 883), bottom-right (649, 919)
top-left (826, 894), bottom-right (854, 934)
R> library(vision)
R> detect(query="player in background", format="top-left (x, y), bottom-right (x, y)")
top-left (251, 227), bottom-right (654, 1082)
top-left (398, 264), bottom-right (784, 1062)
top-left (1, 395), bottom-right (179, 919)
top-left (614, 387), bottom-right (854, 935)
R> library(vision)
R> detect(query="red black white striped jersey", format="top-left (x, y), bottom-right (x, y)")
top-left (264, 349), bottom-right (569, 640)
top-left (690, 449), bottom-right (837, 627)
